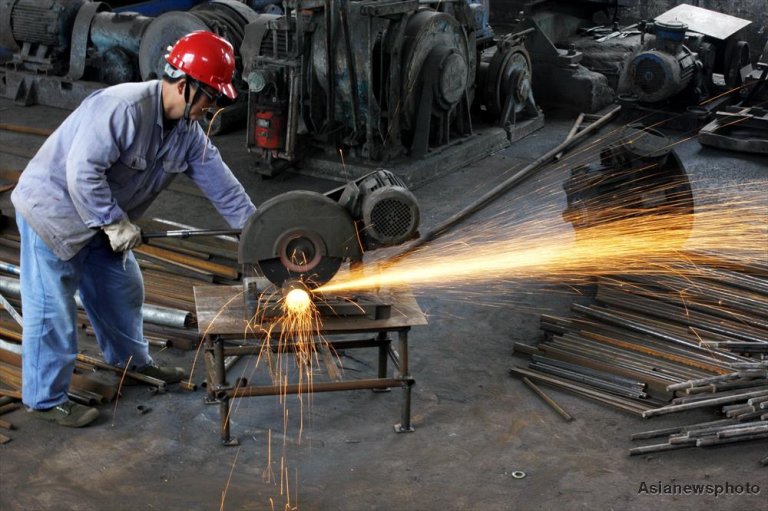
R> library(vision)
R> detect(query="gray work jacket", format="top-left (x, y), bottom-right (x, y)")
top-left (11, 80), bottom-right (256, 260)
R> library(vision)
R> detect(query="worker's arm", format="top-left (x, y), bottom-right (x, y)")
top-left (183, 125), bottom-right (257, 228)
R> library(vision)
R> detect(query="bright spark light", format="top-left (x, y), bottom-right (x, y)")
top-left (317, 185), bottom-right (767, 295)
top-left (284, 288), bottom-right (311, 314)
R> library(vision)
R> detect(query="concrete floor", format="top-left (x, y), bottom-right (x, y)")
top-left (0, 96), bottom-right (766, 511)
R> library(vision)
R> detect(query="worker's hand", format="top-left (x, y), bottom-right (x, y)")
top-left (103, 219), bottom-right (143, 252)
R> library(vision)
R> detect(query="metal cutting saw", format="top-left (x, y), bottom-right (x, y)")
top-left (238, 169), bottom-right (420, 296)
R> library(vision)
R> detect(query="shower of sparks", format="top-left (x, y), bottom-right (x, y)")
top-left (316, 187), bottom-right (767, 295)
top-left (245, 284), bottom-right (331, 438)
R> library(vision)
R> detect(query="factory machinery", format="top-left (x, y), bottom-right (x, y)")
top-left (0, 0), bottom-right (543, 174)
top-left (618, 5), bottom-right (754, 112)
top-left (238, 168), bottom-right (419, 311)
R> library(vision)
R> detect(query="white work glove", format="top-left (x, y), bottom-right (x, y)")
top-left (103, 218), bottom-right (143, 252)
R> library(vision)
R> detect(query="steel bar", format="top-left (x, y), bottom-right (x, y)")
top-left (686, 379), bottom-right (768, 395)
top-left (0, 402), bottom-right (20, 416)
top-left (668, 372), bottom-right (746, 391)
top-left (0, 389), bottom-right (20, 399)
top-left (554, 113), bottom-right (585, 160)
top-left (227, 378), bottom-right (407, 398)
top-left (671, 386), bottom-right (768, 404)
top-left (565, 317), bottom-right (742, 369)
top-left (135, 245), bottom-right (239, 280)
top-left (628, 441), bottom-right (696, 455)
top-left (596, 287), bottom-right (768, 344)
top-left (726, 406), bottom-right (754, 417)
top-left (530, 362), bottom-right (647, 398)
top-left (522, 377), bottom-right (574, 421)
top-left (0, 261), bottom-right (20, 276)
top-left (509, 366), bottom-right (651, 415)
top-left (179, 380), bottom-right (198, 392)
top-left (531, 354), bottom-right (646, 388)
top-left (0, 123), bottom-right (53, 137)
top-left (0, 275), bottom-right (193, 329)
top-left (643, 389), bottom-right (768, 417)
top-left (631, 419), bottom-right (739, 440)
top-left (673, 421), bottom-right (764, 438)
top-left (547, 335), bottom-right (708, 381)
top-left (699, 341), bottom-right (768, 351)
top-left (572, 303), bottom-right (745, 362)
top-left (599, 278), bottom-right (768, 331)
top-left (75, 354), bottom-right (167, 389)
top-left (735, 410), bottom-right (765, 420)
top-left (696, 432), bottom-right (768, 446)
top-left (730, 361), bottom-right (768, 369)
top-left (621, 274), bottom-right (768, 318)
top-left (571, 331), bottom-right (730, 374)
top-left (697, 267), bottom-right (768, 295)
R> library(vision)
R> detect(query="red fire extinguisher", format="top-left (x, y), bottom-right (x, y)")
top-left (254, 110), bottom-right (285, 150)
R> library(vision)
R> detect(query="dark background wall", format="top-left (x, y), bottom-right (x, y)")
top-left (490, 0), bottom-right (768, 61)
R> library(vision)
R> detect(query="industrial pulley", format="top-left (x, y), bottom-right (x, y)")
top-left (478, 31), bottom-right (538, 126)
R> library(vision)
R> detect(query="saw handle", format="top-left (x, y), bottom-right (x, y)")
top-left (141, 228), bottom-right (242, 240)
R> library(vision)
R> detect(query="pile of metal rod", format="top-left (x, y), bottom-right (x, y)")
top-left (0, 215), bottom-right (242, 350)
top-left (512, 254), bottom-right (768, 457)
top-left (0, 346), bottom-right (120, 406)
top-left (630, 363), bottom-right (768, 458)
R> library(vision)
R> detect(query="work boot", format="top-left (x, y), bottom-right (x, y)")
top-left (29, 401), bottom-right (99, 428)
top-left (129, 364), bottom-right (187, 385)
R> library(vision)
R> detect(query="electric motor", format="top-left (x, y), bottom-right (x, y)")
top-left (357, 171), bottom-right (420, 249)
top-left (627, 20), bottom-right (699, 103)
top-left (0, 0), bottom-right (87, 72)
top-left (0, 0), bottom-right (86, 51)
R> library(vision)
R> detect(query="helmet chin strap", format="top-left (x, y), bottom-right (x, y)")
top-left (182, 79), bottom-right (203, 121)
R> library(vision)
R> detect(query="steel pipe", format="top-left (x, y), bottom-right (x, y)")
top-left (0, 275), bottom-right (192, 329)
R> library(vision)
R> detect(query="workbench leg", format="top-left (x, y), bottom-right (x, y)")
top-left (203, 335), bottom-right (216, 404)
top-left (213, 336), bottom-right (238, 446)
top-left (394, 329), bottom-right (414, 433)
top-left (373, 331), bottom-right (391, 393)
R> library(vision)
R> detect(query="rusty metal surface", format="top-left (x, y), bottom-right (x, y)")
top-left (193, 284), bottom-right (427, 335)
top-left (654, 4), bottom-right (751, 41)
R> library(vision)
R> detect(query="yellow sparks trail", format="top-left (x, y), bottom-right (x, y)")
top-left (316, 190), bottom-right (767, 295)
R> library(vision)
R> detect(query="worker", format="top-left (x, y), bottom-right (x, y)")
top-left (10, 31), bottom-right (256, 427)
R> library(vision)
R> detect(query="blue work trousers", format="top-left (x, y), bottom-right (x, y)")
top-left (17, 213), bottom-right (150, 410)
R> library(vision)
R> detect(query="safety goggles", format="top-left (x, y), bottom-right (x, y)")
top-left (198, 83), bottom-right (223, 104)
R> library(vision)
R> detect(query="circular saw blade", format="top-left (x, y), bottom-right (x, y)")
top-left (239, 190), bottom-right (362, 289)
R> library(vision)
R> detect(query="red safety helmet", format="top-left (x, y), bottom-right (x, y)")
top-left (165, 30), bottom-right (237, 100)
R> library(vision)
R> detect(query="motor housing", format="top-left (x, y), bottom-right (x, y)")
top-left (627, 20), bottom-right (699, 103)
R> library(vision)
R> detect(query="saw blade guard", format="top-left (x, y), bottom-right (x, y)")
top-left (238, 190), bottom-right (362, 288)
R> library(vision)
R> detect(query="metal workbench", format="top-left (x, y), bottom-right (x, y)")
top-left (193, 285), bottom-right (427, 445)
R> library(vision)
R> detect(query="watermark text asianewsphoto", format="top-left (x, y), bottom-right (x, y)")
top-left (638, 480), bottom-right (761, 497)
